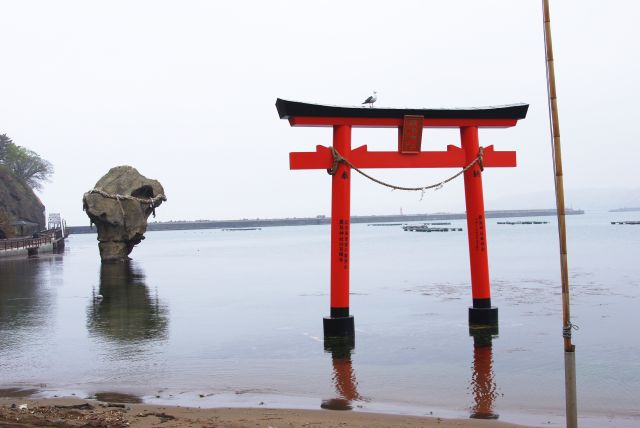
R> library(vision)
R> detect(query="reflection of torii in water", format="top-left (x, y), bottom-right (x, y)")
top-left (321, 341), bottom-right (364, 410)
top-left (469, 332), bottom-right (499, 420)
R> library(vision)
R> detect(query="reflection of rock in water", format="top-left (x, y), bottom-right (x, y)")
top-left (469, 332), bottom-right (499, 420)
top-left (0, 258), bottom-right (56, 350)
top-left (321, 339), bottom-right (362, 411)
top-left (87, 263), bottom-right (168, 343)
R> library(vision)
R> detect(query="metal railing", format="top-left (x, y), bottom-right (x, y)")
top-left (1, 234), bottom-right (53, 251)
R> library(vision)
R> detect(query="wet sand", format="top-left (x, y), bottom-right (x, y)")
top-left (0, 397), bottom-right (531, 427)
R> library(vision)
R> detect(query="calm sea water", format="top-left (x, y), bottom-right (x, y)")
top-left (1, 212), bottom-right (638, 427)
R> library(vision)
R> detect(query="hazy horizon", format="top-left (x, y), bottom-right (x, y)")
top-left (64, 185), bottom-right (639, 226)
top-left (2, 1), bottom-right (638, 226)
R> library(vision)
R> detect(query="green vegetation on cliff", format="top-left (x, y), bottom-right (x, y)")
top-left (0, 133), bottom-right (51, 236)
top-left (0, 133), bottom-right (53, 191)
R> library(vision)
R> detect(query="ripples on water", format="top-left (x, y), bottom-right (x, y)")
top-left (0, 212), bottom-right (638, 427)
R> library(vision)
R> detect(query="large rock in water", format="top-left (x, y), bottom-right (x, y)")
top-left (82, 166), bottom-right (166, 262)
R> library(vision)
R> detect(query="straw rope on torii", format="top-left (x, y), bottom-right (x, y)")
top-left (326, 146), bottom-right (484, 198)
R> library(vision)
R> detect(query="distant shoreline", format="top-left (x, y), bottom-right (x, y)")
top-left (609, 207), bottom-right (640, 212)
top-left (66, 208), bottom-right (584, 235)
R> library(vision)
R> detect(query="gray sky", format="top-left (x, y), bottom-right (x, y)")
top-left (1, 0), bottom-right (638, 226)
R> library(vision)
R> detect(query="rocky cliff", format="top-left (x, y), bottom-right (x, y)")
top-left (0, 165), bottom-right (46, 237)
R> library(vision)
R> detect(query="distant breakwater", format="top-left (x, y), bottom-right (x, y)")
top-left (67, 208), bottom-right (584, 235)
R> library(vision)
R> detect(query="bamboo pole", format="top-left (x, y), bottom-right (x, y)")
top-left (542, 1), bottom-right (578, 426)
top-left (542, 0), bottom-right (574, 353)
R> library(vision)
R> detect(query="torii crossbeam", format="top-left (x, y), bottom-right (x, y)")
top-left (276, 98), bottom-right (528, 341)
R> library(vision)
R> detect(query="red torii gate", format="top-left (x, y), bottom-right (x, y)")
top-left (276, 99), bottom-right (528, 340)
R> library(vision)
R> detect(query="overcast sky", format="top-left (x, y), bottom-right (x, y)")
top-left (1, 0), bottom-right (638, 225)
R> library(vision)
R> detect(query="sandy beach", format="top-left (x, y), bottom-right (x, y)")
top-left (0, 397), bottom-right (531, 428)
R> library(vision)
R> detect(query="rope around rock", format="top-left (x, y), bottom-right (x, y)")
top-left (327, 146), bottom-right (484, 199)
top-left (85, 189), bottom-right (167, 206)
top-left (84, 189), bottom-right (167, 220)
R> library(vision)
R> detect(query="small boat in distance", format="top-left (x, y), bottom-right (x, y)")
top-left (497, 221), bottom-right (549, 225)
top-left (403, 224), bottom-right (463, 232)
top-left (222, 228), bottom-right (262, 231)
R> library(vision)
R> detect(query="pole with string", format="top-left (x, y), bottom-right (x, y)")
top-left (542, 1), bottom-right (578, 426)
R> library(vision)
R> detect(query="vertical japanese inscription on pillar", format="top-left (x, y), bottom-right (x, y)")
top-left (338, 218), bottom-right (349, 270)
top-left (400, 115), bottom-right (424, 154)
top-left (475, 214), bottom-right (486, 252)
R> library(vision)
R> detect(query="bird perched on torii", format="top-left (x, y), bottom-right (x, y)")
top-left (362, 91), bottom-right (377, 108)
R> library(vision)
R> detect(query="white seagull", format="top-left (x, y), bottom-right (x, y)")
top-left (362, 91), bottom-right (377, 108)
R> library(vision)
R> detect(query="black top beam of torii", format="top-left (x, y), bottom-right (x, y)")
top-left (276, 98), bottom-right (529, 122)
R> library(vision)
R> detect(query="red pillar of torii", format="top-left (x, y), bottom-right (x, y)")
top-left (276, 99), bottom-right (528, 340)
